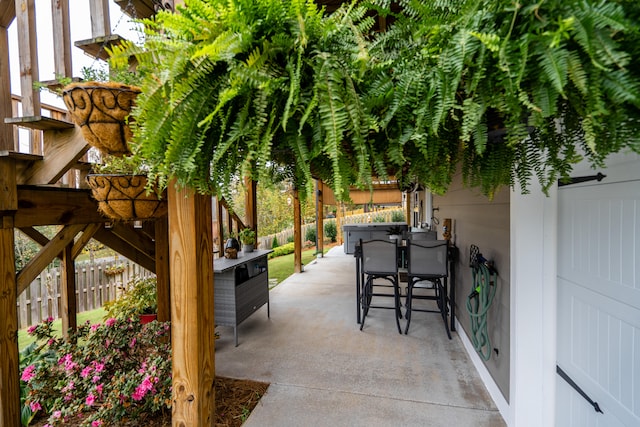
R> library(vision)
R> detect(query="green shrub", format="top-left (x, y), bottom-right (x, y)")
top-left (271, 236), bottom-right (279, 248)
top-left (268, 242), bottom-right (295, 258)
top-left (104, 276), bottom-right (157, 320)
top-left (286, 235), bottom-right (294, 243)
top-left (391, 210), bottom-right (405, 222)
top-left (324, 221), bottom-right (337, 242)
top-left (305, 227), bottom-right (316, 244)
top-left (373, 215), bottom-right (386, 223)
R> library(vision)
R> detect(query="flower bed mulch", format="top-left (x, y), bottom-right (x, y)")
top-left (32, 377), bottom-right (269, 427)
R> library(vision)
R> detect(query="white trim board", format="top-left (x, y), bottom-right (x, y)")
top-left (456, 318), bottom-right (511, 425)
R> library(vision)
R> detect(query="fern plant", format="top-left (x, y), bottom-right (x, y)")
top-left (110, 0), bottom-right (382, 203)
top-left (369, 0), bottom-right (640, 197)
top-left (110, 0), bottom-right (640, 201)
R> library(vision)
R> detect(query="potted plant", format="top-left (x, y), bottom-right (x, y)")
top-left (106, 0), bottom-right (382, 205)
top-left (238, 228), bottom-right (256, 253)
top-left (371, 0), bottom-right (640, 197)
top-left (86, 154), bottom-right (167, 221)
top-left (62, 81), bottom-right (141, 156)
top-left (107, 0), bottom-right (640, 203)
top-left (60, 64), bottom-right (146, 156)
top-left (386, 225), bottom-right (403, 244)
top-left (104, 276), bottom-right (158, 324)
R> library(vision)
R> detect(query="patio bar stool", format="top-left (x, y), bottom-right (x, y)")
top-left (404, 240), bottom-right (451, 339)
top-left (359, 238), bottom-right (403, 334)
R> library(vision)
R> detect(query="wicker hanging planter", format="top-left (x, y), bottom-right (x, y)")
top-left (86, 174), bottom-right (167, 221)
top-left (62, 82), bottom-right (141, 156)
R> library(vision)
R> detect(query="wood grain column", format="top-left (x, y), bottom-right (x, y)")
top-left (316, 180), bottom-right (323, 256)
top-left (60, 243), bottom-right (77, 340)
top-left (0, 22), bottom-right (19, 419)
top-left (293, 187), bottom-right (302, 273)
top-left (0, 223), bottom-right (19, 427)
top-left (155, 215), bottom-right (170, 323)
top-left (244, 177), bottom-right (257, 234)
top-left (168, 184), bottom-right (215, 426)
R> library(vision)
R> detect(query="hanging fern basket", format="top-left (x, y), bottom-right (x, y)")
top-left (62, 82), bottom-right (141, 156)
top-left (86, 174), bottom-right (167, 221)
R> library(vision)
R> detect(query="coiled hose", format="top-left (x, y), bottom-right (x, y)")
top-left (466, 248), bottom-right (498, 361)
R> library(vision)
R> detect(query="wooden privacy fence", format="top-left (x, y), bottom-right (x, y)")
top-left (16, 259), bottom-right (153, 329)
top-left (257, 208), bottom-right (403, 249)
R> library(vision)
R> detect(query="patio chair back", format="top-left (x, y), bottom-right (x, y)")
top-left (408, 240), bottom-right (448, 277)
top-left (361, 239), bottom-right (398, 276)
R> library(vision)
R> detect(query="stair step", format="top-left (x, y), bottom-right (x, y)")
top-left (0, 150), bottom-right (44, 161)
top-left (74, 34), bottom-right (127, 61)
top-left (39, 77), bottom-right (83, 94)
top-left (114, 0), bottom-right (156, 19)
top-left (4, 116), bottom-right (74, 131)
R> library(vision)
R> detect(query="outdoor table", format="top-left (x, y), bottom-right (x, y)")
top-left (354, 241), bottom-right (457, 332)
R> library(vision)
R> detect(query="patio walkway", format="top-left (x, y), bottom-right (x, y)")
top-left (215, 245), bottom-right (505, 427)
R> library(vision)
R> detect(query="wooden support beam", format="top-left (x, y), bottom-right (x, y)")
top-left (109, 222), bottom-right (156, 259)
top-left (71, 223), bottom-right (102, 260)
top-left (0, 25), bottom-right (14, 151)
top-left (16, 223), bottom-right (84, 295)
top-left (4, 115), bottom-right (73, 131)
top-left (0, 1), bottom-right (16, 27)
top-left (60, 243), bottom-right (77, 340)
top-left (155, 215), bottom-right (170, 323)
top-left (21, 127), bottom-right (90, 185)
top-left (216, 198), bottom-right (224, 252)
top-left (405, 193), bottom-right (412, 227)
top-left (15, 0), bottom-right (41, 120)
top-left (0, 224), bottom-right (20, 427)
top-left (293, 187), bottom-right (302, 273)
top-left (17, 226), bottom-right (63, 260)
top-left (336, 202), bottom-right (344, 245)
top-left (0, 158), bottom-right (17, 211)
top-left (89, 0), bottom-right (110, 37)
top-left (93, 227), bottom-right (156, 272)
top-left (168, 184), bottom-right (215, 426)
top-left (51, 0), bottom-right (72, 78)
top-left (316, 180), bottom-right (324, 256)
top-left (244, 177), bottom-right (257, 232)
top-left (15, 186), bottom-right (105, 227)
top-left (0, 30), bottom-right (18, 417)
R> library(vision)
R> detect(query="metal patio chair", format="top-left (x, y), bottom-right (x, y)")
top-left (404, 240), bottom-right (451, 338)
top-left (359, 239), bottom-right (403, 334)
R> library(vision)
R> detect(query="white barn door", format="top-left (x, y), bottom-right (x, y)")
top-left (556, 154), bottom-right (640, 426)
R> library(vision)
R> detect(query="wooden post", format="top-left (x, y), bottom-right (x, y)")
top-left (155, 215), bottom-right (170, 323)
top-left (168, 184), bottom-right (215, 426)
top-left (293, 187), bottom-right (302, 273)
top-left (60, 243), bottom-right (77, 339)
top-left (216, 198), bottom-right (224, 253)
top-left (15, 0), bottom-right (41, 121)
top-left (51, 0), bottom-right (72, 78)
top-left (336, 202), bottom-right (343, 245)
top-left (244, 177), bottom-right (257, 234)
top-left (0, 223), bottom-right (20, 427)
top-left (405, 193), bottom-right (412, 226)
top-left (89, 0), bottom-right (111, 37)
top-left (1, 25), bottom-right (20, 414)
top-left (0, 33), bottom-right (19, 417)
top-left (316, 180), bottom-right (324, 257)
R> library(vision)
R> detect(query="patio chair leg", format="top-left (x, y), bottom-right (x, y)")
top-left (404, 282), bottom-right (413, 334)
top-left (394, 280), bottom-right (402, 334)
top-left (438, 280), bottom-right (452, 339)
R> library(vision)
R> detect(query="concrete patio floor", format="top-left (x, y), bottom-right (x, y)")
top-left (215, 245), bottom-right (505, 427)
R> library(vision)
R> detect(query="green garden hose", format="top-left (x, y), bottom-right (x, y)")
top-left (466, 257), bottom-right (498, 361)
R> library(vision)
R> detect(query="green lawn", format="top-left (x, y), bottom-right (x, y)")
top-left (18, 308), bottom-right (106, 350)
top-left (267, 246), bottom-right (333, 285)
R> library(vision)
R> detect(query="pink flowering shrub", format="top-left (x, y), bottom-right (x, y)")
top-left (21, 317), bottom-right (171, 426)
